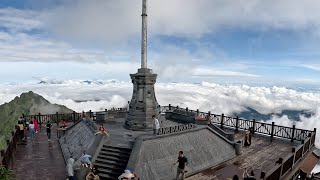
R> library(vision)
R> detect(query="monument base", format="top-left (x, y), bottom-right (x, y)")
top-left (125, 68), bottom-right (160, 130)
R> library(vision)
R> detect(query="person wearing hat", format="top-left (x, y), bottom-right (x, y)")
top-left (118, 169), bottom-right (138, 180)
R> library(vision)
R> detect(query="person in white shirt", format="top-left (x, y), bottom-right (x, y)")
top-left (28, 121), bottom-right (35, 141)
top-left (152, 115), bottom-right (160, 135)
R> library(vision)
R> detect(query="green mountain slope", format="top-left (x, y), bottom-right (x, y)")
top-left (0, 91), bottom-right (73, 149)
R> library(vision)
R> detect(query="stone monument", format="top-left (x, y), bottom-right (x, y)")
top-left (125, 0), bottom-right (160, 130)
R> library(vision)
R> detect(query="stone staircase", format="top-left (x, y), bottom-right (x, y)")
top-left (95, 145), bottom-right (132, 180)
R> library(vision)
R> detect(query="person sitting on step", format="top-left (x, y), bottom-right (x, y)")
top-left (94, 124), bottom-right (109, 136)
top-left (86, 166), bottom-right (100, 180)
top-left (81, 152), bottom-right (92, 168)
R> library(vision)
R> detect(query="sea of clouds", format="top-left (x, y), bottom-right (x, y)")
top-left (1, 80), bottom-right (320, 144)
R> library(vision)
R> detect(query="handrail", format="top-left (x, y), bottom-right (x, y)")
top-left (162, 105), bottom-right (316, 142)
top-left (0, 126), bottom-right (19, 169)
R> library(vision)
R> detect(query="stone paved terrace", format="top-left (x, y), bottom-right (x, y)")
top-left (186, 130), bottom-right (299, 180)
top-left (102, 115), bottom-right (180, 148)
top-left (12, 123), bottom-right (67, 180)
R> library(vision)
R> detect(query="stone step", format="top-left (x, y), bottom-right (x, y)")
top-left (96, 155), bottom-right (128, 164)
top-left (99, 151), bottom-right (130, 159)
top-left (94, 162), bottom-right (126, 171)
top-left (96, 166), bottom-right (122, 177)
top-left (97, 172), bottom-right (118, 180)
top-left (97, 165), bottom-right (123, 174)
top-left (102, 145), bottom-right (132, 153)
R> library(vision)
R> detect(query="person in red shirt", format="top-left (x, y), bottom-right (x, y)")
top-left (82, 111), bottom-right (86, 121)
top-left (94, 124), bottom-right (109, 136)
top-left (60, 119), bottom-right (67, 128)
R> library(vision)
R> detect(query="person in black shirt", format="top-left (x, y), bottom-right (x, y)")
top-left (46, 121), bottom-right (52, 141)
top-left (173, 151), bottom-right (187, 180)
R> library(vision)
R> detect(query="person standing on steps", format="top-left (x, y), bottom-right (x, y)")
top-left (152, 115), bottom-right (160, 135)
top-left (46, 121), bottom-right (52, 141)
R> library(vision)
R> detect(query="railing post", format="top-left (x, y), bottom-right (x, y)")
top-left (270, 122), bottom-right (275, 142)
top-left (169, 104), bottom-right (171, 110)
top-left (56, 112), bottom-right (59, 125)
top-left (72, 111), bottom-right (76, 123)
top-left (291, 147), bottom-right (296, 169)
top-left (196, 109), bottom-right (199, 117)
top-left (186, 107), bottom-right (188, 111)
top-left (89, 110), bottom-right (92, 118)
top-left (252, 119), bottom-right (256, 134)
top-left (38, 112), bottom-right (41, 127)
top-left (221, 113), bottom-right (224, 129)
top-left (291, 125), bottom-right (295, 142)
top-left (235, 116), bottom-right (239, 132)
top-left (301, 140), bottom-right (305, 156)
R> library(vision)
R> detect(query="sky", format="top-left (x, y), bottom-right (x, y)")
top-left (1, 0), bottom-right (320, 144)
top-left (0, 0), bottom-right (320, 88)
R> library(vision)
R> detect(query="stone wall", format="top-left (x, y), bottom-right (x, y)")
top-left (127, 127), bottom-right (236, 180)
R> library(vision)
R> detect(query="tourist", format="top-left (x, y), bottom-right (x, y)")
top-left (17, 121), bottom-right (24, 141)
top-left (81, 152), bottom-right (92, 168)
top-left (66, 157), bottom-right (76, 180)
top-left (29, 121), bottom-right (35, 141)
top-left (243, 168), bottom-right (256, 180)
top-left (152, 115), bottom-right (160, 135)
top-left (173, 151), bottom-right (187, 180)
top-left (33, 117), bottom-right (39, 133)
top-left (46, 121), bottom-right (52, 141)
top-left (244, 130), bottom-right (250, 147)
top-left (82, 111), bottom-right (86, 121)
top-left (118, 169), bottom-right (138, 180)
top-left (86, 166), bottom-right (100, 180)
top-left (249, 127), bottom-right (253, 145)
top-left (94, 124), bottom-right (109, 136)
top-left (60, 119), bottom-right (67, 128)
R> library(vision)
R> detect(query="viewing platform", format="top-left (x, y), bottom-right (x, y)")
top-left (0, 106), bottom-right (316, 180)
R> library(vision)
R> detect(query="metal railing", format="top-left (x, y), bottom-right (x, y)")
top-left (161, 104), bottom-right (315, 142)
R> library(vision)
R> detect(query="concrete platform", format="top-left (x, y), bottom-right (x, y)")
top-left (186, 130), bottom-right (298, 180)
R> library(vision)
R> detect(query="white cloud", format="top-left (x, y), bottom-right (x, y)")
top-left (38, 0), bottom-right (320, 43)
top-left (1, 80), bottom-right (320, 142)
top-left (192, 67), bottom-right (261, 78)
top-left (266, 108), bottom-right (320, 145)
top-left (301, 64), bottom-right (320, 72)
top-left (0, 8), bottom-right (41, 32)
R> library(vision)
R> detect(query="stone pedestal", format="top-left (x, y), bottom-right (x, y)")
top-left (125, 68), bottom-right (160, 130)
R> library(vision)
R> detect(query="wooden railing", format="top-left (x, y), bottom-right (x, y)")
top-left (23, 108), bottom-right (128, 126)
top-left (0, 126), bottom-right (19, 169)
top-left (265, 132), bottom-right (316, 179)
top-left (161, 104), bottom-right (315, 142)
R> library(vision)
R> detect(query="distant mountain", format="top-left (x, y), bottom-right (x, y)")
top-left (0, 91), bottom-right (73, 149)
top-left (234, 107), bottom-right (313, 121)
top-left (37, 79), bottom-right (121, 85)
